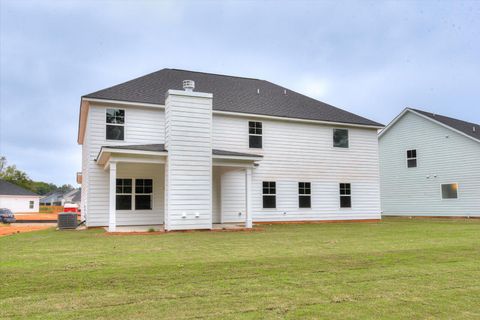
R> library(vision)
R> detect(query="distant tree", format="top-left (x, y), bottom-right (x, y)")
top-left (57, 184), bottom-right (74, 193)
top-left (30, 181), bottom-right (58, 195)
top-left (0, 164), bottom-right (33, 191)
top-left (0, 156), bottom-right (6, 172)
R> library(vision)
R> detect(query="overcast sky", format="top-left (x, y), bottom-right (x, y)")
top-left (0, 0), bottom-right (479, 186)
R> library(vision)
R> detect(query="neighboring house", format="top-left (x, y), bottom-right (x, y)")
top-left (78, 68), bottom-right (384, 231)
top-left (40, 191), bottom-right (64, 206)
top-left (40, 188), bottom-right (81, 206)
top-left (379, 108), bottom-right (480, 217)
top-left (0, 180), bottom-right (41, 213)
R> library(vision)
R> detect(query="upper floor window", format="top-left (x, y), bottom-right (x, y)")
top-left (406, 149), bottom-right (417, 168)
top-left (339, 183), bottom-right (351, 208)
top-left (262, 181), bottom-right (276, 208)
top-left (441, 183), bottom-right (458, 199)
top-left (106, 109), bottom-right (125, 140)
top-left (249, 121), bottom-right (262, 148)
top-left (299, 182), bottom-right (311, 208)
top-left (333, 129), bottom-right (349, 148)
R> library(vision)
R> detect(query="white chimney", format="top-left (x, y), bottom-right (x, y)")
top-left (183, 80), bottom-right (195, 92)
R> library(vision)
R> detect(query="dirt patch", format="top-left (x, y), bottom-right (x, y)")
top-left (0, 224), bottom-right (54, 237)
top-left (15, 213), bottom-right (59, 221)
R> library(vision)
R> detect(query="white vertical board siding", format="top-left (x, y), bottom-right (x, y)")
top-left (164, 91), bottom-right (213, 230)
top-left (84, 104), bottom-right (165, 226)
top-left (0, 196), bottom-right (40, 213)
top-left (213, 114), bottom-right (381, 221)
top-left (212, 167), bottom-right (221, 223)
top-left (380, 111), bottom-right (480, 216)
top-left (220, 168), bottom-right (246, 223)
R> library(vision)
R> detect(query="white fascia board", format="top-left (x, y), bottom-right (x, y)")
top-left (212, 154), bottom-right (262, 161)
top-left (378, 108), bottom-right (410, 138)
top-left (379, 108), bottom-right (480, 143)
top-left (82, 97), bottom-right (383, 130)
top-left (96, 148), bottom-right (167, 165)
top-left (408, 109), bottom-right (480, 144)
top-left (82, 97), bottom-right (164, 109)
top-left (0, 195), bottom-right (41, 198)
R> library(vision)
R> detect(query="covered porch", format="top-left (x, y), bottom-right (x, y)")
top-left (96, 144), bottom-right (261, 232)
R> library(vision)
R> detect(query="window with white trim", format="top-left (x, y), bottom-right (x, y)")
top-left (249, 121), bottom-right (262, 148)
top-left (106, 108), bottom-right (125, 140)
top-left (29, 201), bottom-right (34, 209)
top-left (135, 179), bottom-right (153, 210)
top-left (333, 129), bottom-right (349, 148)
top-left (262, 181), bottom-right (276, 208)
top-left (441, 183), bottom-right (458, 199)
top-left (339, 183), bottom-right (351, 208)
top-left (406, 149), bottom-right (417, 168)
top-left (116, 179), bottom-right (132, 210)
top-left (299, 182), bottom-right (311, 208)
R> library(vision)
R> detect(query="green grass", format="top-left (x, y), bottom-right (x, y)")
top-left (1, 218), bottom-right (479, 319)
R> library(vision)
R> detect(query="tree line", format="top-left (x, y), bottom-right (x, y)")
top-left (0, 157), bottom-right (74, 195)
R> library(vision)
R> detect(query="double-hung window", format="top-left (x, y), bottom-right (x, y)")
top-left (29, 201), bottom-right (34, 209)
top-left (339, 183), bottom-right (351, 208)
top-left (135, 179), bottom-right (153, 210)
top-left (106, 108), bottom-right (125, 140)
top-left (116, 178), bottom-right (153, 210)
top-left (249, 121), bottom-right (262, 148)
top-left (262, 181), bottom-right (276, 208)
top-left (333, 129), bottom-right (349, 148)
top-left (406, 149), bottom-right (417, 168)
top-left (298, 182), bottom-right (311, 208)
top-left (116, 179), bottom-right (132, 210)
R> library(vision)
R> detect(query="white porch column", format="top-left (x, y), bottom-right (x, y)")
top-left (245, 167), bottom-right (253, 228)
top-left (108, 161), bottom-right (117, 232)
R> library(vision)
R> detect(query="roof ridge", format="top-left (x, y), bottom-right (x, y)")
top-left (168, 68), bottom-right (262, 82)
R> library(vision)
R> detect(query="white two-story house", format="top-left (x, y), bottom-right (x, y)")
top-left (379, 108), bottom-right (480, 217)
top-left (77, 69), bottom-right (384, 231)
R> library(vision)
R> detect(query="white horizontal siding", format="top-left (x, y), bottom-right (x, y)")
top-left (379, 111), bottom-right (480, 216)
top-left (0, 196), bottom-right (39, 213)
top-left (82, 100), bottom-right (381, 227)
top-left (84, 104), bottom-right (165, 226)
top-left (213, 114), bottom-right (381, 222)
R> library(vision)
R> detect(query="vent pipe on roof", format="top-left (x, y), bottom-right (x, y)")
top-left (474, 126), bottom-right (476, 133)
top-left (257, 88), bottom-right (260, 94)
top-left (183, 80), bottom-right (195, 92)
top-left (284, 89), bottom-right (287, 95)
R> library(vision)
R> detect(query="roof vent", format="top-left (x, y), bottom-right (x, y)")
top-left (474, 126), bottom-right (476, 132)
top-left (284, 89), bottom-right (287, 95)
top-left (183, 80), bottom-right (195, 92)
top-left (257, 88), bottom-right (260, 94)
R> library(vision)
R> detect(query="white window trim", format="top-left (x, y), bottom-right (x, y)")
top-left (29, 201), bottom-right (34, 209)
top-left (333, 128), bottom-right (349, 149)
top-left (339, 182), bottom-right (352, 209)
top-left (116, 177), bottom-right (154, 211)
top-left (105, 108), bottom-right (126, 142)
top-left (262, 181), bottom-right (276, 209)
top-left (406, 149), bottom-right (417, 168)
top-left (248, 120), bottom-right (263, 150)
top-left (298, 182), bottom-right (312, 209)
top-left (440, 183), bottom-right (459, 200)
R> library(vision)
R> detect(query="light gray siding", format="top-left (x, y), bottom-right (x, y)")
top-left (379, 111), bottom-right (480, 216)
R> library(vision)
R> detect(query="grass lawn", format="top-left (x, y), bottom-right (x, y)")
top-left (1, 218), bottom-right (479, 319)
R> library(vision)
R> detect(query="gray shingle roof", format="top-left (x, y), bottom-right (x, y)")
top-left (0, 180), bottom-right (39, 196)
top-left (411, 108), bottom-right (480, 141)
top-left (84, 68), bottom-right (383, 127)
top-left (99, 144), bottom-right (262, 159)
